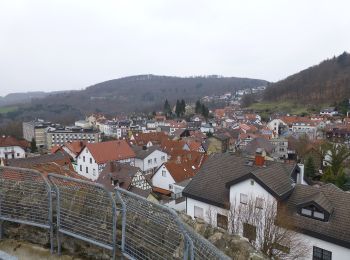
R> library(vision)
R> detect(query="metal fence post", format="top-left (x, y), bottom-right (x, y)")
top-left (48, 173), bottom-right (118, 260)
top-left (0, 167), bottom-right (54, 253)
top-left (115, 190), bottom-right (126, 253)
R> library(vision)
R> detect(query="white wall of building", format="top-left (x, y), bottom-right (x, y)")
top-left (135, 150), bottom-right (167, 173)
top-left (186, 197), bottom-right (229, 227)
top-left (76, 147), bottom-right (99, 181)
top-left (229, 178), bottom-right (276, 207)
top-left (0, 146), bottom-right (25, 159)
top-left (298, 233), bottom-right (350, 260)
top-left (152, 164), bottom-right (175, 191)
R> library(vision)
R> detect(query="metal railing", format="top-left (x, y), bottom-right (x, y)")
top-left (0, 166), bottom-right (53, 253)
top-left (48, 173), bottom-right (118, 260)
top-left (115, 188), bottom-right (230, 260)
top-left (0, 167), bottom-right (230, 260)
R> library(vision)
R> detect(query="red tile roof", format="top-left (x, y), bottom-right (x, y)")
top-left (64, 141), bottom-right (87, 155)
top-left (85, 140), bottom-right (135, 164)
top-left (0, 136), bottom-right (29, 149)
top-left (153, 186), bottom-right (171, 195)
top-left (131, 132), bottom-right (168, 146)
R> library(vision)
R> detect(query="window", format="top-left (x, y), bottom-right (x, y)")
top-left (162, 170), bottom-right (166, 177)
top-left (90, 158), bottom-right (92, 164)
top-left (154, 158), bottom-right (157, 163)
top-left (250, 180), bottom-right (255, 186)
top-left (313, 246), bottom-right (332, 260)
top-left (80, 165), bottom-right (82, 171)
top-left (300, 205), bottom-right (325, 220)
top-left (243, 223), bottom-right (256, 241)
top-left (240, 193), bottom-right (248, 204)
top-left (194, 206), bottom-right (204, 219)
top-left (217, 214), bottom-right (228, 230)
top-left (256, 197), bottom-right (264, 209)
top-left (161, 156), bottom-right (165, 161)
top-left (86, 167), bottom-right (88, 173)
top-left (93, 169), bottom-right (96, 175)
top-left (169, 184), bottom-right (173, 190)
top-left (17, 153), bottom-right (20, 157)
top-left (83, 156), bottom-right (85, 162)
top-left (148, 159), bottom-right (152, 164)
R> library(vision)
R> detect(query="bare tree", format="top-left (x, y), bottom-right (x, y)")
top-left (229, 196), bottom-right (310, 259)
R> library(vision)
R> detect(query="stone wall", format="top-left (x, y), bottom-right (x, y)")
top-left (179, 213), bottom-right (268, 260)
top-left (1, 222), bottom-right (120, 259)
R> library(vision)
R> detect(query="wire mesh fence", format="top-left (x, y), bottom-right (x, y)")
top-left (0, 166), bottom-right (53, 252)
top-left (48, 173), bottom-right (118, 259)
top-left (0, 167), bottom-right (230, 260)
top-left (115, 188), bottom-right (230, 260)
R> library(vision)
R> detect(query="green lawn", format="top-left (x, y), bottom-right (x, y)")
top-left (0, 106), bottom-right (18, 114)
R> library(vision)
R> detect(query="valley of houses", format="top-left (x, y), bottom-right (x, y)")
top-left (1, 105), bottom-right (350, 259)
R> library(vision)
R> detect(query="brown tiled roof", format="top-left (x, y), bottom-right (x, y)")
top-left (85, 140), bottom-right (135, 164)
top-left (96, 162), bottom-right (142, 191)
top-left (7, 152), bottom-right (71, 169)
top-left (0, 136), bottom-right (29, 149)
top-left (183, 154), bottom-right (296, 208)
top-left (163, 161), bottom-right (199, 184)
top-left (160, 139), bottom-right (186, 154)
top-left (131, 132), bottom-right (168, 146)
top-left (153, 186), bottom-right (171, 195)
top-left (285, 184), bottom-right (350, 248)
top-left (244, 137), bottom-right (274, 156)
top-left (129, 186), bottom-right (152, 198)
top-left (64, 141), bottom-right (87, 155)
top-left (132, 145), bottom-right (161, 160)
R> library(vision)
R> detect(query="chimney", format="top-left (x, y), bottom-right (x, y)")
top-left (255, 148), bottom-right (265, 166)
top-left (176, 156), bottom-right (181, 164)
top-left (297, 163), bottom-right (305, 184)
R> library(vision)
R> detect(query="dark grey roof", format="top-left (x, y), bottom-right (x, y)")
top-left (298, 191), bottom-right (333, 214)
top-left (183, 154), bottom-right (296, 208)
top-left (132, 145), bottom-right (161, 160)
top-left (285, 184), bottom-right (350, 248)
top-left (7, 152), bottom-right (68, 167)
top-left (244, 137), bottom-right (274, 156)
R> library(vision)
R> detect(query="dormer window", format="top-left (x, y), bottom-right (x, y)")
top-left (300, 205), bottom-right (326, 221)
top-left (297, 192), bottom-right (332, 222)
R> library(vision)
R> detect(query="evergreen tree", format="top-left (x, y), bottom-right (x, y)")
top-left (175, 100), bottom-right (181, 117)
top-left (30, 138), bottom-right (38, 153)
top-left (195, 100), bottom-right (202, 114)
top-left (202, 104), bottom-right (209, 118)
top-left (304, 156), bottom-right (316, 179)
top-left (180, 99), bottom-right (186, 115)
top-left (163, 99), bottom-right (171, 115)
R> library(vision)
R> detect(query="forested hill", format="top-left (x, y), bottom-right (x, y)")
top-left (263, 52), bottom-right (350, 104)
top-left (0, 75), bottom-right (267, 127)
top-left (29, 74), bottom-right (267, 114)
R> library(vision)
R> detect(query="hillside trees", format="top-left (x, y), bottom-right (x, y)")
top-left (321, 143), bottom-right (350, 190)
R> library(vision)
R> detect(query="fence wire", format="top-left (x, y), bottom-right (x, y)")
top-left (0, 167), bottom-right (230, 260)
top-left (48, 173), bottom-right (118, 259)
top-left (115, 188), bottom-right (230, 260)
top-left (0, 166), bottom-right (53, 253)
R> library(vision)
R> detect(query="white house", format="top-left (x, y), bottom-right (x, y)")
top-left (152, 162), bottom-right (195, 195)
top-left (267, 119), bottom-right (288, 138)
top-left (183, 153), bottom-right (350, 259)
top-left (76, 140), bottom-right (136, 181)
top-left (320, 107), bottom-right (338, 116)
top-left (133, 146), bottom-right (168, 175)
top-left (0, 136), bottom-right (27, 160)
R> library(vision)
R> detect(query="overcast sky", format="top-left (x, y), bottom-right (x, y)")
top-left (1, 0), bottom-right (349, 96)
